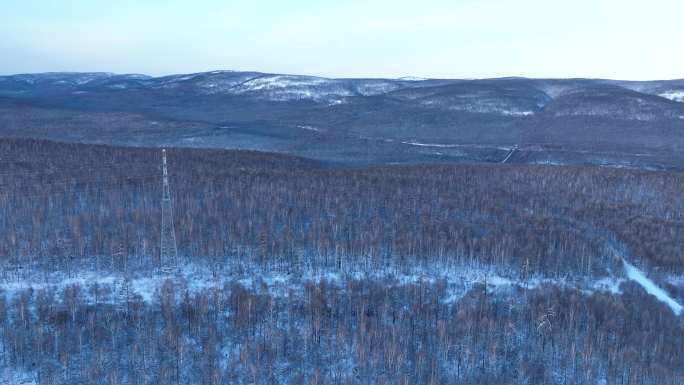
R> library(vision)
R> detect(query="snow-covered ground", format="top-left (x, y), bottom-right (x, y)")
top-left (423, 101), bottom-right (536, 117)
top-left (622, 259), bottom-right (683, 315)
top-left (659, 90), bottom-right (684, 102)
top-left (1, 260), bottom-right (670, 312)
top-left (209, 75), bottom-right (402, 101)
top-left (500, 110), bottom-right (534, 116)
top-left (297, 125), bottom-right (322, 132)
top-left (0, 368), bottom-right (36, 385)
top-left (400, 141), bottom-right (512, 150)
top-left (233, 75), bottom-right (329, 92)
top-left (401, 141), bottom-right (462, 148)
top-left (591, 276), bottom-right (624, 294)
top-left (534, 160), bottom-right (565, 166)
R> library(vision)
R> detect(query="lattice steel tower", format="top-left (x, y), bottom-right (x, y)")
top-left (160, 149), bottom-right (178, 271)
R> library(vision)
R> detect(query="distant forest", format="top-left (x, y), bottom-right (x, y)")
top-left (0, 138), bottom-right (683, 275)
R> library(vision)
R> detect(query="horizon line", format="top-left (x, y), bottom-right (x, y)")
top-left (1, 69), bottom-right (683, 83)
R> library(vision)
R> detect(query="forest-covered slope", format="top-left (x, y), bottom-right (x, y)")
top-left (1, 138), bottom-right (683, 274)
top-left (0, 138), bottom-right (683, 384)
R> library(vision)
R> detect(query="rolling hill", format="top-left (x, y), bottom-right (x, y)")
top-left (1, 71), bottom-right (684, 168)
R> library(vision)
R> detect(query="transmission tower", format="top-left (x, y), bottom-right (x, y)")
top-left (160, 149), bottom-right (178, 272)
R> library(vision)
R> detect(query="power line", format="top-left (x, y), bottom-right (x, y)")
top-left (160, 149), bottom-right (178, 273)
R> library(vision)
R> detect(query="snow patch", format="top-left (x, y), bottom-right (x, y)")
top-left (0, 368), bottom-right (36, 385)
top-left (623, 259), bottom-right (683, 315)
top-left (501, 110), bottom-right (534, 116)
top-left (666, 276), bottom-right (684, 286)
top-left (452, 105), bottom-right (535, 117)
top-left (659, 90), bottom-right (684, 102)
top-left (298, 125), bottom-right (321, 132)
top-left (592, 277), bottom-right (624, 294)
top-left (486, 275), bottom-right (515, 287)
top-left (3, 260), bottom-right (681, 314)
top-left (227, 76), bottom-right (399, 101)
top-left (534, 160), bottom-right (564, 166)
top-left (130, 276), bottom-right (159, 303)
top-left (402, 141), bottom-right (460, 148)
top-left (353, 81), bottom-right (400, 96)
top-left (236, 75), bottom-right (328, 92)
top-left (441, 291), bottom-right (465, 304)
top-left (163, 74), bottom-right (201, 83)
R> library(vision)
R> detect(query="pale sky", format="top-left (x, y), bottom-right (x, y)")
top-left (1, 0), bottom-right (682, 80)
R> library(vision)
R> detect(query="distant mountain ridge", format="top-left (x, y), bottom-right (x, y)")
top-left (2, 71), bottom-right (683, 105)
top-left (1, 70), bottom-right (683, 168)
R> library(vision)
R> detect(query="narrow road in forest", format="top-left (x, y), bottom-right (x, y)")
top-left (622, 259), bottom-right (683, 315)
top-left (501, 145), bottom-right (518, 163)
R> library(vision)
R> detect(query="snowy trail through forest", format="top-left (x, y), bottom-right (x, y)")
top-left (622, 259), bottom-right (683, 315)
top-left (2, 259), bottom-right (684, 314)
top-left (501, 145), bottom-right (518, 163)
top-left (0, 261), bottom-right (672, 309)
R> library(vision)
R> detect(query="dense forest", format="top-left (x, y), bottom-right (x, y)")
top-left (0, 138), bottom-right (683, 275)
top-left (0, 138), bottom-right (683, 384)
top-left (1, 275), bottom-right (683, 384)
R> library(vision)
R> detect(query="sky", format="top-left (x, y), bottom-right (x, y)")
top-left (1, 0), bottom-right (682, 80)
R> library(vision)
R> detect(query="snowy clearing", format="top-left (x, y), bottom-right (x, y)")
top-left (0, 261), bottom-right (643, 309)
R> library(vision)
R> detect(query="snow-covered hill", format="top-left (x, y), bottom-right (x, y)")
top-left (2, 71), bottom-right (684, 168)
